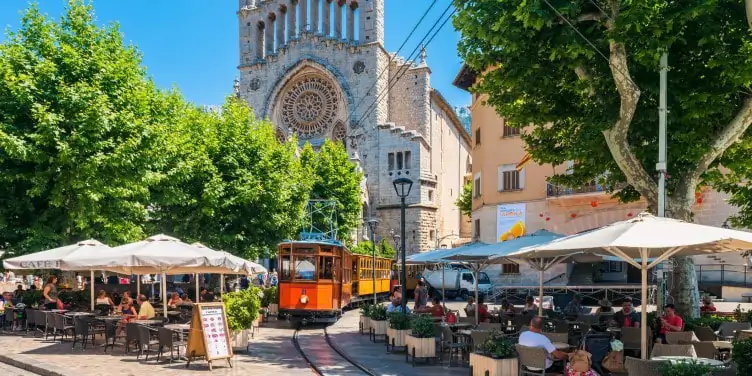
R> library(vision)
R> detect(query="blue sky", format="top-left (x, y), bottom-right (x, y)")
top-left (0, 0), bottom-right (469, 108)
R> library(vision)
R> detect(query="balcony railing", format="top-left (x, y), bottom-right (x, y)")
top-left (546, 181), bottom-right (605, 197)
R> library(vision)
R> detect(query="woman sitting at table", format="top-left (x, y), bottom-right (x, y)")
top-left (116, 299), bottom-right (137, 335)
top-left (95, 290), bottom-right (114, 306)
top-left (180, 293), bottom-right (192, 303)
top-left (500, 299), bottom-right (515, 314)
top-left (522, 296), bottom-right (538, 314)
top-left (167, 292), bottom-right (182, 309)
top-left (464, 297), bottom-right (476, 316)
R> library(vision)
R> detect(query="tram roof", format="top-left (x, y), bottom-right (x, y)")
top-left (278, 239), bottom-right (346, 247)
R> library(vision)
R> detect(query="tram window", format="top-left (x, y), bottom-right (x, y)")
top-left (333, 258), bottom-right (340, 281)
top-left (294, 256), bottom-right (316, 280)
top-left (319, 256), bottom-right (333, 279)
top-left (281, 255), bottom-right (291, 281)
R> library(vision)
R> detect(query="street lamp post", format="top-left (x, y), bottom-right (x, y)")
top-left (365, 218), bottom-right (380, 305)
top-left (393, 177), bottom-right (413, 317)
top-left (390, 230), bottom-right (402, 286)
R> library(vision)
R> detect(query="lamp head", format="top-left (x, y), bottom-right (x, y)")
top-left (392, 177), bottom-right (414, 198)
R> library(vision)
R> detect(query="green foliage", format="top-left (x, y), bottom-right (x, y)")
top-left (260, 286), bottom-right (278, 307)
top-left (21, 290), bottom-right (43, 306)
top-left (301, 140), bottom-right (362, 241)
top-left (683, 315), bottom-right (735, 331)
top-left (452, 0), bottom-right (752, 317)
top-left (58, 290), bottom-right (89, 307)
top-left (456, 182), bottom-right (473, 217)
top-left (222, 287), bottom-right (262, 331)
top-left (351, 240), bottom-right (395, 258)
top-left (0, 0), bottom-right (172, 251)
top-left (388, 312), bottom-right (411, 330)
top-left (148, 98), bottom-right (311, 259)
top-left (360, 303), bottom-right (374, 317)
top-left (410, 315), bottom-right (436, 338)
top-left (369, 304), bottom-right (387, 321)
top-left (658, 361), bottom-right (714, 376)
top-left (479, 330), bottom-right (516, 359)
top-left (733, 338), bottom-right (752, 376)
top-left (379, 239), bottom-right (396, 258)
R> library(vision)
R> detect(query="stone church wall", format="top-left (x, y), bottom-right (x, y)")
top-left (387, 61), bottom-right (431, 137)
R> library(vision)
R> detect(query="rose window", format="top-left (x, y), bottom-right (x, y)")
top-left (280, 75), bottom-right (339, 138)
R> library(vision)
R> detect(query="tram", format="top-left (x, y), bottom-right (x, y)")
top-left (277, 239), bottom-right (395, 324)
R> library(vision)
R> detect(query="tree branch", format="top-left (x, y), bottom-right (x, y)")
top-left (601, 0), bottom-right (658, 205)
top-left (576, 12), bottom-right (606, 22)
top-left (676, 97), bottom-right (752, 201)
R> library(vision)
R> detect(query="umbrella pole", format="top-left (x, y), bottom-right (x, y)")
top-left (195, 273), bottom-right (200, 302)
top-left (90, 270), bottom-right (95, 311)
top-left (474, 266), bottom-right (479, 326)
top-left (136, 275), bottom-right (140, 297)
top-left (442, 263), bottom-right (446, 309)
top-left (538, 268), bottom-right (544, 317)
top-left (641, 250), bottom-right (648, 359)
top-left (220, 274), bottom-right (225, 294)
top-left (162, 272), bottom-right (168, 318)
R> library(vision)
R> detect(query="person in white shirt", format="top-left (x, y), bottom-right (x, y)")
top-left (386, 300), bottom-right (410, 314)
top-left (518, 317), bottom-right (567, 371)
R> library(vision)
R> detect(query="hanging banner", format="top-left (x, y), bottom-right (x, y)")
top-left (496, 203), bottom-right (526, 242)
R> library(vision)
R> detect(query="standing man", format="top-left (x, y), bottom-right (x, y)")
top-left (413, 280), bottom-right (428, 311)
top-left (612, 297), bottom-right (640, 328)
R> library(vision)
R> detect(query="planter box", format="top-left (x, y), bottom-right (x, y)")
top-left (229, 329), bottom-right (253, 349)
top-left (360, 315), bottom-right (371, 335)
top-left (405, 334), bottom-right (437, 364)
top-left (470, 353), bottom-right (518, 376)
top-left (370, 320), bottom-right (387, 342)
top-left (268, 303), bottom-right (279, 316)
top-left (386, 328), bottom-right (408, 351)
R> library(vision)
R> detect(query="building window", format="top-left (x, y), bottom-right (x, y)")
top-left (502, 119), bottom-right (520, 137)
top-left (429, 230), bottom-right (435, 241)
top-left (473, 172), bottom-right (482, 198)
top-left (428, 189), bottom-right (434, 202)
top-left (388, 153), bottom-right (394, 170)
top-left (498, 164), bottom-right (525, 191)
top-left (475, 128), bottom-right (481, 146)
top-left (404, 151), bottom-right (412, 169)
top-left (396, 152), bottom-right (403, 170)
top-left (474, 219), bottom-right (481, 240)
top-left (502, 263), bottom-right (520, 274)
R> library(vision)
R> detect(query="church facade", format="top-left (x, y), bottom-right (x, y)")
top-left (236, 0), bottom-right (471, 253)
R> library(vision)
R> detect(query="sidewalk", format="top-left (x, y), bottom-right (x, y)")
top-left (326, 310), bottom-right (466, 376)
top-left (0, 324), bottom-right (309, 376)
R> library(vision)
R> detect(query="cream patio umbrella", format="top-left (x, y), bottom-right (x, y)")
top-left (61, 234), bottom-right (248, 316)
top-left (191, 242), bottom-right (267, 301)
top-left (4, 239), bottom-right (111, 311)
top-left (507, 212), bottom-right (752, 358)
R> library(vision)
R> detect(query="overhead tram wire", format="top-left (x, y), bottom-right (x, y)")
top-left (354, 5), bottom-right (456, 128)
top-left (541, 0), bottom-right (638, 91)
top-left (342, 0), bottom-right (439, 128)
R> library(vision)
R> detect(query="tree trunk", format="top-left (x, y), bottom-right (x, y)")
top-left (666, 200), bottom-right (701, 319)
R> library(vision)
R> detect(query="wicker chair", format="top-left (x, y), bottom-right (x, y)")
top-left (135, 325), bottom-right (160, 361)
top-left (458, 316), bottom-right (475, 325)
top-left (50, 313), bottom-right (74, 342)
top-left (665, 331), bottom-right (695, 344)
top-left (470, 330), bottom-right (491, 351)
top-left (516, 344), bottom-right (556, 376)
top-left (440, 325), bottom-right (468, 366)
top-left (544, 332), bottom-right (568, 345)
top-left (649, 343), bottom-right (697, 358)
top-left (477, 322), bottom-right (498, 331)
top-left (717, 322), bottom-right (751, 340)
top-left (620, 327), bottom-right (645, 356)
top-left (625, 356), bottom-right (666, 376)
top-left (692, 341), bottom-right (719, 360)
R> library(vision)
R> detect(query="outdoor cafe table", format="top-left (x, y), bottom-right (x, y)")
top-left (64, 312), bottom-right (95, 317)
top-left (130, 319), bottom-right (163, 325)
top-left (97, 315), bottom-right (124, 321)
top-left (651, 356), bottom-right (725, 367)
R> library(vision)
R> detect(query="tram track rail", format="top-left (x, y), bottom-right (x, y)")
top-left (292, 324), bottom-right (378, 376)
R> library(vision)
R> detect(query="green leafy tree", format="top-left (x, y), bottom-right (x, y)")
top-left (149, 98), bottom-right (311, 259)
top-left (454, 0), bottom-right (752, 317)
top-left (0, 1), bottom-right (176, 252)
top-left (303, 140), bottom-right (363, 242)
top-left (456, 182), bottom-right (473, 217)
top-left (380, 238), bottom-right (396, 258)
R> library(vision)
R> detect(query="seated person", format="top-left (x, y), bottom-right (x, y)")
top-left (137, 294), bottom-right (156, 319)
top-left (700, 296), bottom-right (716, 313)
top-left (386, 299), bottom-right (410, 314)
top-left (518, 317), bottom-right (568, 372)
top-left (199, 288), bottom-right (209, 302)
top-left (465, 297), bottom-right (476, 315)
top-left (500, 299), bottom-right (515, 315)
top-left (180, 293), bottom-right (193, 303)
top-left (522, 296), bottom-right (538, 314)
top-left (563, 294), bottom-right (587, 316)
top-left (13, 285), bottom-right (24, 299)
top-left (389, 286), bottom-right (402, 306)
top-left (95, 289), bottom-right (114, 306)
top-left (477, 296), bottom-right (491, 322)
top-left (658, 304), bottom-right (683, 343)
top-left (595, 299), bottom-right (613, 315)
top-left (426, 297), bottom-right (445, 318)
top-left (167, 292), bottom-right (182, 308)
top-left (117, 299), bottom-right (138, 335)
top-left (612, 297), bottom-right (640, 328)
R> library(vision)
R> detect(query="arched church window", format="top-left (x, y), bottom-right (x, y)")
top-left (280, 74), bottom-right (339, 138)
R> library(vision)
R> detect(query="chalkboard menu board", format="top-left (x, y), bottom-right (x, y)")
top-left (186, 303), bottom-right (234, 370)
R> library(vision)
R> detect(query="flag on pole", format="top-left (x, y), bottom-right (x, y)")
top-left (516, 152), bottom-right (532, 171)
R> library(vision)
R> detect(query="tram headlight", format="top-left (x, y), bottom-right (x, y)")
top-left (300, 294), bottom-right (308, 304)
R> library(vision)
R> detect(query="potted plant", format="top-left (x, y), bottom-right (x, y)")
top-left (658, 361), bottom-right (714, 376)
top-left (732, 338), bottom-right (752, 376)
top-left (222, 287), bottom-right (262, 348)
top-left (405, 315), bottom-right (437, 364)
top-left (386, 312), bottom-right (411, 352)
top-left (360, 303), bottom-right (373, 335)
top-left (369, 305), bottom-right (388, 342)
top-left (470, 330), bottom-right (518, 376)
top-left (262, 286), bottom-right (279, 316)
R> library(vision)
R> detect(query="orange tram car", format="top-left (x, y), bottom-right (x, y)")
top-left (277, 239), bottom-right (395, 324)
